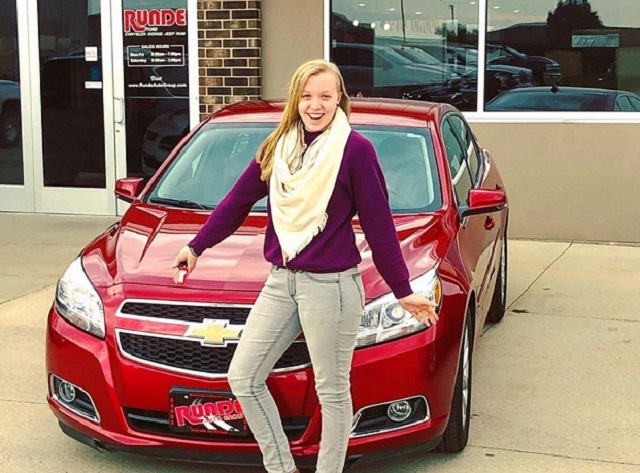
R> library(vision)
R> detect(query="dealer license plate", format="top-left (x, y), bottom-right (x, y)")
top-left (169, 387), bottom-right (248, 436)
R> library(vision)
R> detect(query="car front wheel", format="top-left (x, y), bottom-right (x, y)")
top-left (437, 305), bottom-right (473, 453)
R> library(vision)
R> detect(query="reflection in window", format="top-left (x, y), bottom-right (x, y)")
top-left (0, 1), bottom-right (23, 185)
top-left (486, 0), bottom-right (640, 111)
top-left (331, 0), bottom-right (480, 111)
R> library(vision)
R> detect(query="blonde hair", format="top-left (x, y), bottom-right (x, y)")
top-left (256, 59), bottom-right (351, 182)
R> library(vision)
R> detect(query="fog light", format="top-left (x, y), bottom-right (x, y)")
top-left (58, 381), bottom-right (76, 403)
top-left (387, 400), bottom-right (412, 422)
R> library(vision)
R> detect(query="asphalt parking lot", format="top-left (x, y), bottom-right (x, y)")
top-left (0, 213), bottom-right (638, 473)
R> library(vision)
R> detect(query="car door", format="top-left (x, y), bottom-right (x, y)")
top-left (442, 114), bottom-right (501, 321)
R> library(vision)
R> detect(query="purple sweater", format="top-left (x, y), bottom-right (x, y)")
top-left (189, 130), bottom-right (412, 299)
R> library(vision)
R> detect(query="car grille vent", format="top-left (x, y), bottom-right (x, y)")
top-left (119, 332), bottom-right (311, 375)
top-left (120, 302), bottom-right (251, 324)
top-left (123, 407), bottom-right (310, 441)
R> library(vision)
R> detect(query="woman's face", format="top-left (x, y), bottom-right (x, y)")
top-left (298, 71), bottom-right (342, 132)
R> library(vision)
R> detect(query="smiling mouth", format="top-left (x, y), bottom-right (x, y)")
top-left (307, 113), bottom-right (325, 120)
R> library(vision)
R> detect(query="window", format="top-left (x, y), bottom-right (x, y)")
top-left (358, 126), bottom-right (441, 213)
top-left (149, 124), bottom-right (442, 214)
top-left (331, 0), bottom-right (640, 114)
top-left (441, 118), bottom-right (473, 207)
top-left (486, 0), bottom-right (640, 112)
top-left (331, 0), bottom-right (480, 110)
top-left (448, 115), bottom-right (481, 182)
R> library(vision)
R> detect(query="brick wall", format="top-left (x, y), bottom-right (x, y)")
top-left (197, 0), bottom-right (261, 120)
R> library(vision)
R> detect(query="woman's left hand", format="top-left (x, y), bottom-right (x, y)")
top-left (398, 293), bottom-right (439, 327)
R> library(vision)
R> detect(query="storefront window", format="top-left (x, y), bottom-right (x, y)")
top-left (485, 0), bottom-right (640, 111)
top-left (331, 0), bottom-right (480, 111)
top-left (0, 1), bottom-right (23, 184)
top-left (122, 0), bottom-right (190, 178)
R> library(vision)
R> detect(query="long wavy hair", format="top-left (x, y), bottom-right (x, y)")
top-left (256, 59), bottom-right (351, 182)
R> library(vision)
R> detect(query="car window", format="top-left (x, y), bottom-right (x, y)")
top-left (441, 118), bottom-right (473, 207)
top-left (149, 124), bottom-right (273, 209)
top-left (448, 115), bottom-right (481, 183)
top-left (147, 123), bottom-right (442, 214)
top-left (360, 126), bottom-right (441, 213)
top-left (615, 96), bottom-right (633, 111)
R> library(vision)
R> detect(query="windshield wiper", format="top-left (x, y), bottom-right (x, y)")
top-left (147, 196), bottom-right (210, 210)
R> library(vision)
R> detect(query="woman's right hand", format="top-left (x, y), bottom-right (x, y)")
top-left (171, 245), bottom-right (198, 283)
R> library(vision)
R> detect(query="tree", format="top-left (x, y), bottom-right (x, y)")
top-left (546, 0), bottom-right (604, 49)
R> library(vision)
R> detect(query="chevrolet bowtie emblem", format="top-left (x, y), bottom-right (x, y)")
top-left (185, 319), bottom-right (243, 346)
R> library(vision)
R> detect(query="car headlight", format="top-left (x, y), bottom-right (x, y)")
top-left (356, 269), bottom-right (442, 348)
top-left (55, 258), bottom-right (105, 338)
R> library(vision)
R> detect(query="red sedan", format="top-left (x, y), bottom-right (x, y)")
top-left (46, 98), bottom-right (508, 468)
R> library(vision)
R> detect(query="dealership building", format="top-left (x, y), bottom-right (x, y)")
top-left (1, 0), bottom-right (639, 243)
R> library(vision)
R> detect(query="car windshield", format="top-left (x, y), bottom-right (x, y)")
top-left (147, 123), bottom-right (442, 214)
top-left (486, 90), bottom-right (609, 111)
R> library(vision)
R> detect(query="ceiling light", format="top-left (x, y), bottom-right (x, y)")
top-left (513, 9), bottom-right (519, 13)
top-left (415, 11), bottom-right (422, 15)
top-left (352, 19), bottom-right (360, 26)
top-left (357, 3), bottom-right (366, 6)
top-left (383, 23), bottom-right (391, 30)
top-left (370, 21), bottom-right (376, 28)
top-left (470, 1), bottom-right (477, 4)
top-left (493, 5), bottom-right (501, 9)
top-left (386, 7), bottom-right (396, 11)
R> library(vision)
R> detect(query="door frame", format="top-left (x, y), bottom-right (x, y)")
top-left (0, 0), bottom-right (36, 212)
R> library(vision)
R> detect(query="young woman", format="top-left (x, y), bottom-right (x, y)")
top-left (172, 59), bottom-right (438, 473)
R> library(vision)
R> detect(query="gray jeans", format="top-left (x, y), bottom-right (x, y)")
top-left (228, 265), bottom-right (365, 473)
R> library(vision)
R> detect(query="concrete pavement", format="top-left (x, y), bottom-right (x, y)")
top-left (0, 213), bottom-right (639, 472)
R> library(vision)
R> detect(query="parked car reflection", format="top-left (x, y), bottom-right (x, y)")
top-left (141, 108), bottom-right (189, 176)
top-left (485, 86), bottom-right (640, 111)
top-left (404, 65), bottom-right (533, 111)
top-left (333, 42), bottom-right (459, 98)
top-left (0, 79), bottom-right (20, 148)
top-left (487, 45), bottom-right (562, 86)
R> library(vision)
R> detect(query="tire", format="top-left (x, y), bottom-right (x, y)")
top-left (437, 306), bottom-right (473, 453)
top-left (0, 105), bottom-right (21, 148)
top-left (486, 234), bottom-right (507, 324)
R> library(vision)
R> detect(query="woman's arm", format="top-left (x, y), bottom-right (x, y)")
top-left (188, 159), bottom-right (268, 255)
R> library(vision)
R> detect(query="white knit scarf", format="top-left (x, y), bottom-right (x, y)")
top-left (270, 108), bottom-right (351, 264)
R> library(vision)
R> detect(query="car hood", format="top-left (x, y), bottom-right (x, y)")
top-left (83, 204), bottom-right (446, 300)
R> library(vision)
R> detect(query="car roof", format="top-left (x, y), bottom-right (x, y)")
top-left (207, 98), bottom-right (452, 127)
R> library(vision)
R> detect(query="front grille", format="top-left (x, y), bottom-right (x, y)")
top-left (119, 332), bottom-right (311, 375)
top-left (120, 302), bottom-right (251, 325)
top-left (124, 407), bottom-right (310, 441)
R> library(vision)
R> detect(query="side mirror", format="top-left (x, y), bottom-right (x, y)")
top-left (461, 188), bottom-right (507, 218)
top-left (115, 177), bottom-right (145, 203)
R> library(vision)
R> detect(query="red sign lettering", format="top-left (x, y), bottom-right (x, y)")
top-left (124, 8), bottom-right (187, 33)
top-left (174, 401), bottom-right (244, 427)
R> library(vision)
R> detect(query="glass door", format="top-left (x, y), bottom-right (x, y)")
top-left (28, 0), bottom-right (117, 214)
top-left (111, 0), bottom-right (197, 215)
top-left (0, 1), bottom-right (35, 211)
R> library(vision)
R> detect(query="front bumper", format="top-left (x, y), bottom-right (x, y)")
top-left (46, 301), bottom-right (460, 464)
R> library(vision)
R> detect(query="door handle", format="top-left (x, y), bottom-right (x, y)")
top-left (484, 216), bottom-right (495, 231)
top-left (114, 97), bottom-right (125, 124)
